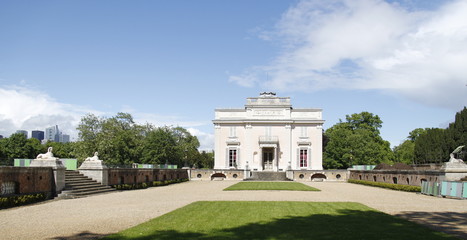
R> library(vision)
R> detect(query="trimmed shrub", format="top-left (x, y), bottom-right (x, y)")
top-left (112, 178), bottom-right (189, 190)
top-left (348, 179), bottom-right (421, 192)
top-left (0, 193), bottom-right (48, 209)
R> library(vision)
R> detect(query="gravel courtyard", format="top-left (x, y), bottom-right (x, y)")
top-left (0, 181), bottom-right (466, 239)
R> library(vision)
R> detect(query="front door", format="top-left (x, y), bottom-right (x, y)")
top-left (262, 148), bottom-right (274, 171)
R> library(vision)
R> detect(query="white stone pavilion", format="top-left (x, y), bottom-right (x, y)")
top-left (213, 92), bottom-right (324, 171)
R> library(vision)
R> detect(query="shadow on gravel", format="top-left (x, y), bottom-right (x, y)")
top-left (51, 231), bottom-right (108, 240)
top-left (395, 211), bottom-right (467, 240)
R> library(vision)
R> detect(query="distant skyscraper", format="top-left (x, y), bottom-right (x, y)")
top-left (45, 125), bottom-right (60, 142)
top-left (44, 125), bottom-right (70, 143)
top-left (32, 130), bottom-right (45, 141)
top-left (60, 134), bottom-right (70, 143)
top-left (16, 130), bottom-right (28, 138)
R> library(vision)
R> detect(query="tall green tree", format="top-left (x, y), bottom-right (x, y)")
top-left (172, 127), bottom-right (200, 167)
top-left (76, 112), bottom-right (201, 166)
top-left (448, 107), bottom-right (467, 151)
top-left (198, 150), bottom-right (214, 169)
top-left (141, 126), bottom-right (178, 165)
top-left (414, 128), bottom-right (450, 163)
top-left (393, 128), bottom-right (428, 164)
top-left (324, 112), bottom-right (394, 169)
top-left (412, 107), bottom-right (466, 163)
top-left (0, 133), bottom-right (43, 162)
top-left (75, 113), bottom-right (146, 165)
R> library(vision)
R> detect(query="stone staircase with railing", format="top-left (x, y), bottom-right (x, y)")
top-left (57, 170), bottom-right (115, 199)
top-left (246, 171), bottom-right (291, 181)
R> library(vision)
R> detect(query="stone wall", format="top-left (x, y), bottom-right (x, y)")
top-left (291, 170), bottom-right (348, 182)
top-left (189, 169), bottom-right (245, 181)
top-left (0, 167), bottom-right (55, 197)
top-left (349, 170), bottom-right (444, 187)
top-left (107, 168), bottom-right (189, 185)
top-left (189, 169), bottom-right (348, 181)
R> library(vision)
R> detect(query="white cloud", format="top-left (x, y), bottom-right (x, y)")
top-left (130, 112), bottom-right (214, 150)
top-left (230, 0), bottom-right (467, 109)
top-left (0, 86), bottom-right (215, 149)
top-left (0, 86), bottom-right (96, 140)
top-left (187, 128), bottom-right (215, 151)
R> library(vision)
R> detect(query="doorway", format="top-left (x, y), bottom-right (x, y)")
top-left (262, 148), bottom-right (274, 171)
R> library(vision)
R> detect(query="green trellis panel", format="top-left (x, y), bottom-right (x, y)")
top-left (433, 182), bottom-right (439, 196)
top-left (450, 182), bottom-right (458, 197)
top-left (441, 181), bottom-right (448, 196)
top-left (463, 182), bottom-right (467, 198)
top-left (421, 181), bottom-right (428, 194)
top-left (61, 159), bottom-right (77, 170)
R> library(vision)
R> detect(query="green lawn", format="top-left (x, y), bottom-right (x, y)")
top-left (104, 201), bottom-right (456, 240)
top-left (223, 181), bottom-right (320, 191)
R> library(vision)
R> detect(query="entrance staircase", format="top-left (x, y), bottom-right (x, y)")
top-left (57, 170), bottom-right (115, 199)
top-left (246, 171), bottom-right (290, 181)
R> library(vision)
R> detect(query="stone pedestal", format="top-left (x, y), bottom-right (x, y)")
top-left (78, 160), bottom-right (108, 185)
top-left (30, 158), bottom-right (66, 192)
top-left (441, 161), bottom-right (467, 181)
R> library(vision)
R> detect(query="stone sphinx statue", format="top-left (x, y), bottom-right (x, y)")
top-left (85, 152), bottom-right (101, 162)
top-left (36, 147), bottom-right (57, 160)
top-left (79, 151), bottom-right (106, 170)
top-left (449, 146), bottom-right (465, 164)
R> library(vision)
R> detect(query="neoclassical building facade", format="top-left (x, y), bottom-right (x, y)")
top-left (214, 93), bottom-right (324, 171)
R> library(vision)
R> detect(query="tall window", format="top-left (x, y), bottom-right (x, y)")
top-left (300, 149), bottom-right (308, 168)
top-left (229, 126), bottom-right (236, 137)
top-left (300, 127), bottom-right (308, 137)
top-left (229, 149), bottom-right (237, 167)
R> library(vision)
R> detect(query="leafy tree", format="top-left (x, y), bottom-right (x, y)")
top-left (324, 112), bottom-right (394, 169)
top-left (75, 113), bottom-right (146, 165)
top-left (393, 128), bottom-right (428, 164)
top-left (141, 126), bottom-right (178, 165)
top-left (198, 150), bottom-right (214, 169)
top-left (448, 107), bottom-right (467, 151)
top-left (393, 140), bottom-right (415, 165)
top-left (76, 112), bottom-right (201, 166)
top-left (44, 142), bottom-right (77, 158)
top-left (414, 128), bottom-right (450, 163)
top-left (408, 128), bottom-right (428, 142)
top-left (172, 127), bottom-right (200, 167)
top-left (0, 133), bottom-right (43, 162)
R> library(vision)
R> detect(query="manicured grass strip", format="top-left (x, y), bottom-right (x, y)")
top-left (348, 179), bottom-right (422, 192)
top-left (104, 201), bottom-right (455, 240)
top-left (223, 181), bottom-right (320, 191)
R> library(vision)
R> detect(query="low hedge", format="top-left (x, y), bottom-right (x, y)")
top-left (112, 178), bottom-right (189, 190)
top-left (0, 193), bottom-right (48, 210)
top-left (348, 179), bottom-right (421, 192)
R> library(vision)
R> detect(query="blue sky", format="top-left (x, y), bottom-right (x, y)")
top-left (1, 0), bottom-right (466, 150)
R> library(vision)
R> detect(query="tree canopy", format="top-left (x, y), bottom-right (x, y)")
top-left (75, 113), bottom-right (204, 167)
top-left (323, 112), bottom-right (394, 169)
top-left (394, 107), bottom-right (466, 164)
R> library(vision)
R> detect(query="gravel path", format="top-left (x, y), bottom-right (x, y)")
top-left (0, 181), bottom-right (466, 239)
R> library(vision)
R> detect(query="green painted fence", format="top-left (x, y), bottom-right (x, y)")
top-left (14, 159), bottom-right (77, 170)
top-left (135, 164), bottom-right (177, 169)
top-left (422, 180), bottom-right (466, 199)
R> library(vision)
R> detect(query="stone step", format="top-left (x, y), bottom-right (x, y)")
top-left (65, 178), bottom-right (97, 184)
top-left (65, 183), bottom-right (107, 190)
top-left (246, 172), bottom-right (290, 181)
top-left (66, 181), bottom-right (101, 187)
top-left (69, 185), bottom-right (113, 193)
top-left (57, 170), bottom-right (115, 199)
top-left (58, 188), bottom-right (115, 199)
